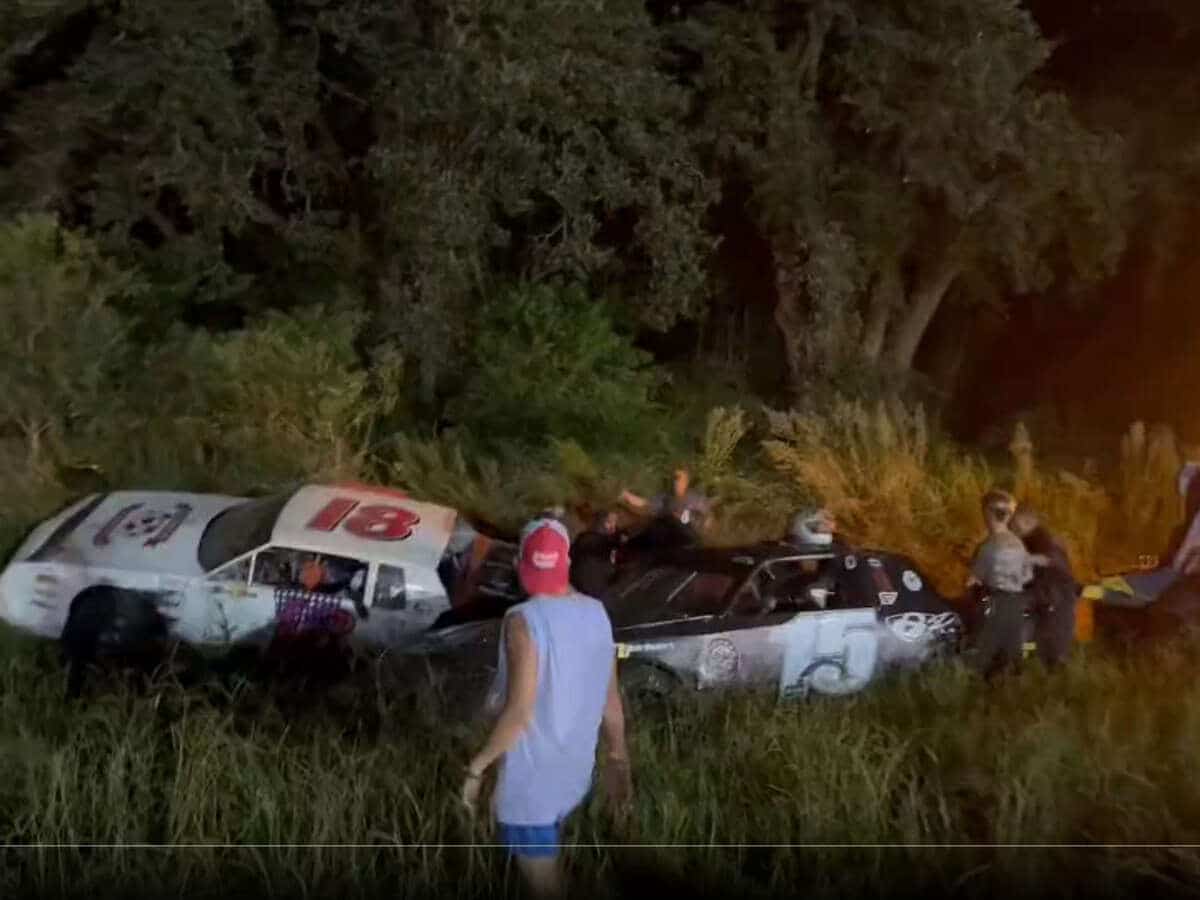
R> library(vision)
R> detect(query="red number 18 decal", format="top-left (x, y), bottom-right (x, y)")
top-left (306, 497), bottom-right (421, 541)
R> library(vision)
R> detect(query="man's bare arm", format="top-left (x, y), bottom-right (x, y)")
top-left (467, 613), bottom-right (538, 776)
top-left (599, 659), bottom-right (628, 762)
top-left (619, 489), bottom-right (648, 511)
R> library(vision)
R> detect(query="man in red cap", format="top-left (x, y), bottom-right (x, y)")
top-left (460, 517), bottom-right (632, 899)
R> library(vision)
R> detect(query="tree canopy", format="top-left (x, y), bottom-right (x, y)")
top-left (0, 0), bottom-right (1149, 417)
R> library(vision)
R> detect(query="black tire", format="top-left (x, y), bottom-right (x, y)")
top-left (61, 587), bottom-right (167, 699)
top-left (619, 662), bottom-right (680, 701)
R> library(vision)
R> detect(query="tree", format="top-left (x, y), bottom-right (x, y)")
top-left (1, 0), bottom-right (718, 408)
top-left (328, 0), bottom-right (717, 403)
top-left (0, 214), bottom-right (133, 469)
top-left (674, 0), bottom-right (1130, 392)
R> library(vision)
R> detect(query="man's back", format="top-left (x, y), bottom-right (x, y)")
top-left (972, 530), bottom-right (1034, 594)
top-left (492, 593), bottom-right (615, 825)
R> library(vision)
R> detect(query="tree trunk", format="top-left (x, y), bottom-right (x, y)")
top-left (772, 235), bottom-right (808, 389)
top-left (886, 253), bottom-right (963, 373)
top-left (861, 258), bottom-right (901, 363)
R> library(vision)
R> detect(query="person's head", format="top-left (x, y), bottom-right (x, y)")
top-left (789, 507), bottom-right (836, 546)
top-left (516, 517), bottom-right (572, 596)
top-left (981, 489), bottom-right (1017, 532)
top-left (592, 509), bottom-right (618, 534)
top-left (1010, 505), bottom-right (1040, 538)
top-left (669, 466), bottom-right (691, 498)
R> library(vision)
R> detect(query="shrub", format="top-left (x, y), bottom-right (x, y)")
top-left (111, 307), bottom-right (400, 493)
top-left (447, 281), bottom-right (664, 454)
top-left (0, 214), bottom-right (135, 472)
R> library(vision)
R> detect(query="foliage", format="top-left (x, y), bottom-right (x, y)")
top-left (111, 307), bottom-right (400, 493)
top-left (673, 0), bottom-right (1131, 387)
top-left (0, 214), bottom-right (134, 469)
top-left (447, 281), bottom-right (664, 455)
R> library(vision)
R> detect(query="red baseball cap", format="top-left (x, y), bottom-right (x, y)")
top-left (517, 518), bottom-right (572, 596)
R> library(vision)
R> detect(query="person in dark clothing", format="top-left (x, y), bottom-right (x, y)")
top-left (966, 489), bottom-right (1036, 679)
top-left (1011, 506), bottom-right (1079, 668)
top-left (569, 510), bottom-right (623, 599)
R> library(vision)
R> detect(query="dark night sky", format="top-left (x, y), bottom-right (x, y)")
top-left (954, 0), bottom-right (1200, 450)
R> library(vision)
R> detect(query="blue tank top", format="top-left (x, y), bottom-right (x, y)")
top-left (490, 593), bottom-right (615, 825)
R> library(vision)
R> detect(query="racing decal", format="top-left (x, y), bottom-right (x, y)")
top-left (867, 557), bottom-right (882, 568)
top-left (628, 641), bottom-right (675, 653)
top-left (93, 503), bottom-right (143, 546)
top-left (700, 637), bottom-right (739, 683)
top-left (306, 497), bottom-right (421, 542)
top-left (274, 588), bottom-right (356, 638)
top-left (93, 502), bottom-right (192, 547)
top-left (144, 503), bottom-right (192, 547)
top-left (902, 569), bottom-right (923, 592)
top-left (869, 565), bottom-right (897, 603)
top-left (844, 555), bottom-right (857, 571)
top-left (885, 611), bottom-right (960, 643)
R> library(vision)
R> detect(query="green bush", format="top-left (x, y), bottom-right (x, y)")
top-left (447, 281), bottom-right (664, 454)
top-left (108, 307), bottom-right (401, 493)
top-left (0, 214), bottom-right (136, 472)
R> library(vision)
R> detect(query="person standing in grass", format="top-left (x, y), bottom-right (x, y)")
top-left (966, 489), bottom-right (1041, 678)
top-left (1011, 506), bottom-right (1079, 668)
top-left (460, 517), bottom-right (632, 900)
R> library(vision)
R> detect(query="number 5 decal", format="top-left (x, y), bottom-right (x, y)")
top-left (307, 497), bottom-right (421, 541)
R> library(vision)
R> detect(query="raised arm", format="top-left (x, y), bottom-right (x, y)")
top-left (619, 488), bottom-right (649, 511)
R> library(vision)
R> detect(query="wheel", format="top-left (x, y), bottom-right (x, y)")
top-left (61, 587), bottom-right (167, 698)
top-left (619, 662), bottom-right (680, 701)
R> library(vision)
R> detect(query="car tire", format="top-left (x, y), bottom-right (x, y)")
top-left (61, 586), bottom-right (167, 698)
top-left (619, 662), bottom-right (679, 701)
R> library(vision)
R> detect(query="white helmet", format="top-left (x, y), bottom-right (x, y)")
top-left (789, 507), bottom-right (835, 546)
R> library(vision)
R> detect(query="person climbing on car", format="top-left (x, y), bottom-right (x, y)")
top-left (966, 489), bottom-right (1040, 679)
top-left (569, 509), bottom-right (624, 598)
top-left (1011, 506), bottom-right (1079, 668)
top-left (619, 472), bottom-right (710, 556)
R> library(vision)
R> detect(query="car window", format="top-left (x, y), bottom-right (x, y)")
top-left (207, 553), bottom-right (252, 584)
top-left (731, 558), bottom-right (828, 615)
top-left (374, 565), bottom-right (407, 610)
top-left (252, 546), bottom-right (368, 601)
top-left (198, 491), bottom-right (296, 572)
top-left (668, 571), bottom-right (736, 617)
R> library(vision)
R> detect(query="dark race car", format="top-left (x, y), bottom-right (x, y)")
top-left (403, 528), bottom-right (964, 701)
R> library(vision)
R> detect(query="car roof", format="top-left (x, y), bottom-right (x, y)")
top-left (628, 541), bottom-right (837, 575)
top-left (269, 483), bottom-right (460, 572)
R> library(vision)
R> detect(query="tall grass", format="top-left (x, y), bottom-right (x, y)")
top-left (1, 336), bottom-right (1196, 898)
top-left (5, 635), bottom-right (1200, 899)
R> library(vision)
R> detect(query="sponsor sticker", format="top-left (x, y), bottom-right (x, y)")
top-left (867, 557), bottom-right (883, 568)
top-left (878, 591), bottom-right (898, 605)
top-left (902, 570), bottom-right (923, 592)
top-left (844, 555), bottom-right (857, 570)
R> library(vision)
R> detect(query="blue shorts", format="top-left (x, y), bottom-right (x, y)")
top-left (496, 820), bottom-right (561, 858)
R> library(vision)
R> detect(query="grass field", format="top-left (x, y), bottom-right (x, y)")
top-left (2, 400), bottom-right (1197, 899)
top-left (4, 623), bottom-right (1200, 900)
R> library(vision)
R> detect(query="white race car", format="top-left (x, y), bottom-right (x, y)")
top-left (0, 481), bottom-right (519, 661)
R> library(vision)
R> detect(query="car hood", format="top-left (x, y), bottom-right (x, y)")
top-left (23, 490), bottom-right (246, 576)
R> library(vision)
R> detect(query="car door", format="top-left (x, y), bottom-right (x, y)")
top-left (352, 562), bottom-right (453, 648)
top-left (693, 557), bottom-right (879, 695)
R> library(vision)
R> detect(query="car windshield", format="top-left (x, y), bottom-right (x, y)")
top-left (198, 491), bottom-right (295, 572)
